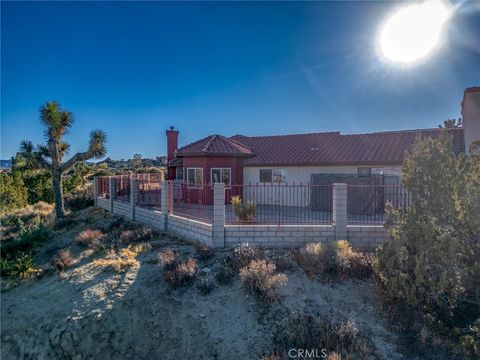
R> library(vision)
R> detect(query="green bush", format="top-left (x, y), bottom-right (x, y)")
top-left (230, 195), bottom-right (256, 222)
top-left (0, 172), bottom-right (28, 212)
top-left (374, 132), bottom-right (480, 358)
top-left (21, 170), bottom-right (54, 204)
top-left (1, 225), bottom-right (51, 260)
top-left (1, 253), bottom-right (36, 278)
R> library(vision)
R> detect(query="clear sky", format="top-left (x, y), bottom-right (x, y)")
top-left (1, 1), bottom-right (479, 160)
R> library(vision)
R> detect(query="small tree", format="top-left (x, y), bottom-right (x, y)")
top-left (28, 101), bottom-right (107, 219)
top-left (374, 132), bottom-right (480, 357)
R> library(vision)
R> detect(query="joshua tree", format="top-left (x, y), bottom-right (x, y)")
top-left (36, 101), bottom-right (107, 219)
top-left (18, 140), bottom-right (46, 170)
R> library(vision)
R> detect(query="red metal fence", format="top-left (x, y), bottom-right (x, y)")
top-left (225, 183), bottom-right (333, 225)
top-left (96, 178), bottom-right (410, 225)
top-left (137, 178), bottom-right (162, 208)
top-left (172, 182), bottom-right (214, 223)
top-left (347, 184), bottom-right (410, 224)
top-left (98, 176), bottom-right (110, 198)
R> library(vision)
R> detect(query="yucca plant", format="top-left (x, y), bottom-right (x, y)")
top-left (231, 195), bottom-right (256, 222)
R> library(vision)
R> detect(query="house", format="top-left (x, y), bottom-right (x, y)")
top-left (167, 88), bottom-right (479, 192)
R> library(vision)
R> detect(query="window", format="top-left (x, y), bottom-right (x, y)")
top-left (259, 168), bottom-right (286, 183)
top-left (259, 169), bottom-right (272, 183)
top-left (187, 168), bottom-right (203, 188)
top-left (211, 168), bottom-right (231, 188)
top-left (176, 167), bottom-right (184, 180)
top-left (358, 167), bottom-right (372, 177)
top-left (273, 169), bottom-right (286, 183)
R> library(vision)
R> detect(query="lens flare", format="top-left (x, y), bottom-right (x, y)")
top-left (379, 1), bottom-right (452, 64)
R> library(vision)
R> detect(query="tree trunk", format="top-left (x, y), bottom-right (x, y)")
top-left (52, 166), bottom-right (65, 219)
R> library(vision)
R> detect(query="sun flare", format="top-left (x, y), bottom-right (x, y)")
top-left (379, 0), bottom-right (452, 64)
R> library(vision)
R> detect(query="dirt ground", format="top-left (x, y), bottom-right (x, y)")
top-left (1, 209), bottom-right (416, 360)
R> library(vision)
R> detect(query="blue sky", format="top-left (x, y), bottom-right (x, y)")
top-left (1, 1), bottom-right (479, 160)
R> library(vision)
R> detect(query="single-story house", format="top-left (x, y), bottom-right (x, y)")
top-left (166, 88), bottom-right (478, 192)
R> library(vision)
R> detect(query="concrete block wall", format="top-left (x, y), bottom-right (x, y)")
top-left (167, 214), bottom-right (213, 246)
top-left (225, 224), bottom-right (335, 248)
top-left (347, 225), bottom-right (390, 250)
top-left (134, 206), bottom-right (165, 232)
top-left (112, 200), bottom-right (130, 218)
top-left (97, 197), bottom-right (110, 211)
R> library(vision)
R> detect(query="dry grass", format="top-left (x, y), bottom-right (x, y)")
top-left (296, 240), bottom-right (373, 281)
top-left (225, 243), bottom-right (263, 271)
top-left (51, 249), bottom-right (75, 271)
top-left (159, 249), bottom-right (197, 288)
top-left (239, 259), bottom-right (287, 302)
top-left (273, 313), bottom-right (373, 360)
top-left (76, 229), bottom-right (104, 247)
top-left (92, 243), bottom-right (151, 272)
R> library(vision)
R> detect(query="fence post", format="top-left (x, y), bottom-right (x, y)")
top-left (130, 177), bottom-right (138, 221)
top-left (333, 183), bottom-right (348, 240)
top-left (212, 182), bottom-right (225, 248)
top-left (160, 181), bottom-right (170, 232)
top-left (108, 176), bottom-right (116, 213)
top-left (93, 176), bottom-right (99, 207)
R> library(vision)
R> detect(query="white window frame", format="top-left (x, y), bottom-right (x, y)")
top-left (187, 167), bottom-right (204, 189)
top-left (210, 167), bottom-right (232, 189)
top-left (259, 168), bottom-right (286, 183)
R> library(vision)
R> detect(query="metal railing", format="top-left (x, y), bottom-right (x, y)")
top-left (137, 178), bottom-right (162, 208)
top-left (114, 175), bottom-right (131, 203)
top-left (347, 184), bottom-right (410, 224)
top-left (171, 181), bottom-right (214, 223)
top-left (225, 183), bottom-right (333, 225)
top-left (97, 176), bottom-right (110, 198)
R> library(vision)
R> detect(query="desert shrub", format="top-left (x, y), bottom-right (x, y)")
top-left (164, 257), bottom-right (197, 288)
top-left (118, 225), bottom-right (154, 243)
top-left (1, 224), bottom-right (50, 261)
top-left (76, 229), bottom-right (104, 247)
top-left (21, 170), bottom-right (54, 204)
top-left (230, 195), bottom-right (256, 222)
top-left (263, 249), bottom-right (295, 271)
top-left (374, 133), bottom-right (480, 358)
top-left (195, 244), bottom-right (214, 260)
top-left (32, 201), bottom-right (54, 215)
top-left (197, 277), bottom-right (215, 295)
top-left (65, 193), bottom-right (94, 211)
top-left (239, 259), bottom-right (287, 302)
top-left (92, 244), bottom-right (149, 272)
top-left (0, 172), bottom-right (28, 212)
top-left (296, 240), bottom-right (372, 281)
top-left (225, 243), bottom-right (263, 271)
top-left (273, 313), bottom-right (373, 359)
top-left (52, 249), bottom-right (75, 270)
top-left (1, 253), bottom-right (37, 279)
top-left (160, 251), bottom-right (197, 288)
top-left (215, 264), bottom-right (235, 285)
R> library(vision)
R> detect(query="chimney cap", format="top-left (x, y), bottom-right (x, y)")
top-left (169, 126), bottom-right (175, 130)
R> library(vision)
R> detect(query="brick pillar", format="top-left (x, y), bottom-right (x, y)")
top-left (333, 183), bottom-right (347, 240)
top-left (108, 176), bottom-right (116, 213)
top-left (93, 176), bottom-right (99, 207)
top-left (160, 181), bottom-right (170, 232)
top-left (130, 177), bottom-right (138, 220)
top-left (212, 182), bottom-right (225, 248)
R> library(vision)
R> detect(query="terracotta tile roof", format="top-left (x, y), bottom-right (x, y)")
top-left (229, 128), bottom-right (465, 166)
top-left (175, 134), bottom-right (254, 157)
top-left (169, 157), bottom-right (183, 167)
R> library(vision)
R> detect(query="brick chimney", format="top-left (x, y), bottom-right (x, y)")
top-left (166, 126), bottom-right (179, 162)
top-left (461, 87), bottom-right (480, 154)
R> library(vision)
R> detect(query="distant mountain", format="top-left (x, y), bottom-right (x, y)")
top-left (0, 159), bottom-right (12, 169)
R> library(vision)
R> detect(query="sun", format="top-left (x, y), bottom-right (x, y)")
top-left (379, 0), bottom-right (452, 64)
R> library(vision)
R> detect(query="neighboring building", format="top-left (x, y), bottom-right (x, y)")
top-left (167, 88), bottom-right (478, 193)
